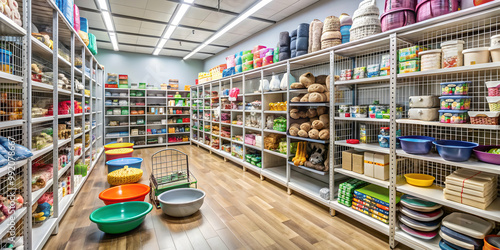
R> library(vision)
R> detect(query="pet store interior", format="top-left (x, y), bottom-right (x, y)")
top-left (1, 0), bottom-right (500, 249)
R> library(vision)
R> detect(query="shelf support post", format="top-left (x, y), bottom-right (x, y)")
top-left (389, 33), bottom-right (398, 249)
top-left (329, 50), bottom-right (336, 216)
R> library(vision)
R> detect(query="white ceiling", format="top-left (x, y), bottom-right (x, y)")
top-left (75, 0), bottom-right (319, 60)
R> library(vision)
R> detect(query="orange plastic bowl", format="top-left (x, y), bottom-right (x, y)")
top-left (99, 184), bottom-right (151, 205)
top-left (104, 143), bottom-right (134, 151)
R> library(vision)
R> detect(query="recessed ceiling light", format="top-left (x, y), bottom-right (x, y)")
top-left (183, 0), bottom-right (273, 60)
top-left (102, 11), bottom-right (114, 32)
top-left (97, 0), bottom-right (108, 10)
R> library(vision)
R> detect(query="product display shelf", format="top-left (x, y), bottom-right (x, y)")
top-left (334, 168), bottom-right (390, 188)
top-left (397, 118), bottom-right (500, 130)
top-left (289, 161), bottom-right (328, 176)
top-left (289, 171), bottom-right (330, 207)
top-left (261, 167), bottom-right (287, 186)
top-left (394, 228), bottom-right (441, 250)
top-left (335, 117), bottom-right (390, 123)
top-left (330, 201), bottom-right (391, 236)
top-left (193, 5), bottom-right (500, 249)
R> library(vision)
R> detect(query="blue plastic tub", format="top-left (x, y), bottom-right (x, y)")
top-left (399, 136), bottom-right (435, 154)
top-left (432, 140), bottom-right (478, 162)
top-left (106, 157), bottom-right (143, 173)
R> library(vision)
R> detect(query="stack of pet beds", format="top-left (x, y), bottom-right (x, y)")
top-left (443, 168), bottom-right (497, 210)
top-left (321, 16), bottom-right (341, 49)
top-left (278, 31), bottom-right (291, 61)
top-left (350, 0), bottom-right (382, 42)
top-left (235, 51), bottom-right (243, 73)
top-left (398, 195), bottom-right (442, 240)
top-left (339, 13), bottom-right (352, 44)
top-left (352, 184), bottom-right (399, 224)
top-left (338, 179), bottom-right (368, 207)
top-left (290, 29), bottom-right (297, 58)
top-left (308, 19), bottom-right (323, 53)
top-left (439, 212), bottom-right (494, 250)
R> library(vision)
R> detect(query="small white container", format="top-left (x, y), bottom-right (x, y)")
top-left (408, 108), bottom-right (439, 121)
top-left (441, 40), bottom-right (464, 68)
top-left (419, 49), bottom-right (441, 71)
top-left (409, 96), bottom-right (439, 108)
top-left (489, 46), bottom-right (500, 62)
top-left (462, 47), bottom-right (490, 66)
top-left (491, 34), bottom-right (500, 47)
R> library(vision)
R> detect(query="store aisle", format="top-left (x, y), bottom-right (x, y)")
top-left (43, 146), bottom-right (408, 250)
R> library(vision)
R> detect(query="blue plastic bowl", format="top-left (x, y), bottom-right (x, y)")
top-left (432, 140), bottom-right (478, 162)
top-left (399, 136), bottom-right (435, 154)
top-left (106, 157), bottom-right (143, 173)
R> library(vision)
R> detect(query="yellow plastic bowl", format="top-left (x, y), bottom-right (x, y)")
top-left (404, 173), bottom-right (435, 187)
top-left (104, 143), bottom-right (134, 151)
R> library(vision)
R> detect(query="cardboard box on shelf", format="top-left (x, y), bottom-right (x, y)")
top-left (342, 150), bottom-right (356, 171)
top-left (373, 153), bottom-right (390, 181)
top-left (364, 152), bottom-right (374, 177)
top-left (352, 152), bottom-right (364, 174)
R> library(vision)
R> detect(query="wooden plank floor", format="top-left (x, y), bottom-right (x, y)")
top-left (43, 145), bottom-right (411, 250)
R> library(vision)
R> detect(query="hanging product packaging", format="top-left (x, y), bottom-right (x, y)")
top-left (269, 74), bottom-right (281, 91)
top-left (259, 79), bottom-right (270, 92)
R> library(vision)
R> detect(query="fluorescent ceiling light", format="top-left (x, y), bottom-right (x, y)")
top-left (109, 33), bottom-right (119, 51)
top-left (171, 4), bottom-right (190, 25)
top-left (153, 47), bottom-right (162, 56)
top-left (97, 0), bottom-right (108, 10)
top-left (157, 38), bottom-right (167, 49)
top-left (102, 11), bottom-right (114, 32)
top-left (184, 0), bottom-right (194, 3)
top-left (163, 25), bottom-right (177, 39)
top-left (183, 0), bottom-right (273, 60)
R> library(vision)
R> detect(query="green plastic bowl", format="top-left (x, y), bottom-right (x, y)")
top-left (89, 201), bottom-right (152, 234)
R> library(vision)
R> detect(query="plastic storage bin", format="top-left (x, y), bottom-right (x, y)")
top-left (462, 47), bottom-right (490, 66)
top-left (104, 142), bottom-right (134, 151)
top-left (487, 96), bottom-right (500, 111)
top-left (106, 157), bottom-right (143, 173)
top-left (419, 49), bottom-right (441, 71)
top-left (439, 110), bottom-right (469, 124)
top-left (350, 105), bottom-right (367, 118)
top-left (441, 40), bottom-right (464, 68)
top-left (490, 46), bottom-right (500, 62)
top-left (440, 81), bottom-right (470, 96)
top-left (468, 111), bottom-right (500, 125)
top-left (409, 96), bottom-right (439, 108)
top-left (380, 8), bottom-right (416, 32)
top-left (439, 96), bottom-right (471, 110)
top-left (416, 0), bottom-right (459, 22)
top-left (486, 81), bottom-right (500, 96)
top-left (105, 148), bottom-right (134, 161)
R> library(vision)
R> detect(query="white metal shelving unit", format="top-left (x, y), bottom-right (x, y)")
top-left (25, 1), bottom-right (106, 249)
top-left (191, 2), bottom-right (500, 249)
top-left (104, 88), bottom-right (190, 148)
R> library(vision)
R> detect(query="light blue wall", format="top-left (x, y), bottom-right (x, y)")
top-left (203, 0), bottom-right (385, 71)
top-left (97, 49), bottom-right (204, 88)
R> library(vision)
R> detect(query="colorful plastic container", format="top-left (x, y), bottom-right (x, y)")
top-left (416, 0), bottom-right (459, 22)
top-left (104, 142), bottom-right (134, 151)
top-left (439, 96), bottom-right (471, 110)
top-left (419, 49), bottom-right (441, 71)
top-left (384, 0), bottom-right (417, 11)
top-left (0, 49), bottom-right (12, 73)
top-left (486, 81), bottom-right (500, 96)
top-left (439, 110), bottom-right (469, 124)
top-left (380, 8), bottom-right (415, 32)
top-left (433, 140), bottom-right (478, 162)
top-left (487, 96), bottom-right (500, 111)
top-left (441, 40), bottom-right (464, 68)
top-left (404, 173), bottom-right (435, 187)
top-left (99, 184), bottom-right (151, 205)
top-left (106, 157), bottom-right (143, 173)
top-left (399, 136), bottom-right (435, 154)
top-left (89, 201), bottom-right (152, 234)
top-left (463, 47), bottom-right (490, 66)
top-left (105, 148), bottom-right (134, 161)
top-left (473, 145), bottom-right (500, 165)
top-left (440, 81), bottom-right (469, 96)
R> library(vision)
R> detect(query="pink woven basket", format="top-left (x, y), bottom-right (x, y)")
top-left (416, 0), bottom-right (459, 22)
top-left (384, 0), bottom-right (417, 12)
top-left (381, 8), bottom-right (416, 32)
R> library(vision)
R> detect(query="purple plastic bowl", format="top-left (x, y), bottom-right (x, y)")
top-left (384, 0), bottom-right (417, 12)
top-left (416, 0), bottom-right (459, 22)
top-left (381, 8), bottom-right (416, 32)
top-left (473, 145), bottom-right (500, 165)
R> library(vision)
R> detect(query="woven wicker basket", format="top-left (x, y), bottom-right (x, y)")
top-left (350, 25), bottom-right (382, 42)
top-left (323, 16), bottom-right (340, 32)
top-left (321, 39), bottom-right (342, 50)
